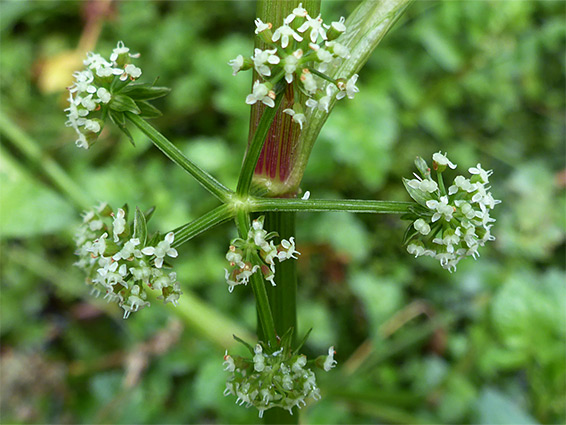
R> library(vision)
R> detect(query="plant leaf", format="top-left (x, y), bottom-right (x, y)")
top-left (292, 328), bottom-right (313, 356)
top-left (136, 100), bottom-right (162, 118)
top-left (109, 94), bottom-right (141, 114)
top-left (109, 110), bottom-right (135, 146)
top-left (133, 207), bottom-right (148, 245)
top-left (233, 334), bottom-right (255, 355)
top-left (122, 84), bottom-right (171, 100)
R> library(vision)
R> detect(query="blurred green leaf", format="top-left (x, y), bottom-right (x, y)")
top-left (0, 149), bottom-right (74, 237)
top-left (474, 388), bottom-right (538, 425)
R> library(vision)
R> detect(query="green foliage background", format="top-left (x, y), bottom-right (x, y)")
top-left (1, 1), bottom-right (565, 424)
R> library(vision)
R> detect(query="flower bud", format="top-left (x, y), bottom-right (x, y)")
top-left (325, 17), bottom-right (346, 41)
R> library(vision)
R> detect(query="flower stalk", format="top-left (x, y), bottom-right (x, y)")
top-left (250, 197), bottom-right (412, 214)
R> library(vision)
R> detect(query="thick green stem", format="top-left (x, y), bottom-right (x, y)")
top-left (171, 204), bottom-right (233, 248)
top-left (252, 2), bottom-right (320, 423)
top-left (125, 112), bottom-right (232, 202)
top-left (264, 212), bottom-right (297, 342)
top-left (236, 93), bottom-right (284, 197)
top-left (251, 198), bottom-right (412, 214)
top-left (250, 0), bottom-right (321, 198)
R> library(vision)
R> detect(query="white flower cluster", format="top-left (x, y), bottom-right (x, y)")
top-left (65, 41), bottom-right (141, 149)
top-left (223, 344), bottom-right (336, 418)
top-left (224, 216), bottom-right (299, 292)
top-left (403, 152), bottom-right (500, 272)
top-left (74, 203), bottom-right (182, 318)
top-left (229, 3), bottom-right (359, 130)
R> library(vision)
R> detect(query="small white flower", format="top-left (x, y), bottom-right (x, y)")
top-left (414, 219), bottom-right (431, 236)
top-left (121, 63), bottom-right (142, 81)
top-left (284, 3), bottom-right (308, 24)
top-left (228, 55), bottom-right (244, 76)
top-left (323, 346), bottom-right (337, 371)
top-left (426, 196), bottom-right (454, 222)
top-left (283, 108), bottom-right (306, 129)
top-left (306, 84), bottom-right (333, 113)
top-left (283, 54), bottom-right (299, 83)
top-left (297, 14), bottom-right (326, 43)
top-left (326, 17), bottom-right (346, 33)
top-left (226, 248), bottom-right (244, 268)
top-left (407, 242), bottom-right (425, 258)
top-left (112, 208), bottom-right (126, 242)
top-left (254, 18), bottom-right (271, 34)
top-left (130, 260), bottom-right (152, 285)
top-left (420, 179), bottom-right (439, 193)
top-left (236, 264), bottom-right (259, 285)
top-left (69, 70), bottom-right (95, 94)
top-left (110, 41), bottom-right (130, 62)
top-left (83, 119), bottom-right (101, 133)
top-left (75, 133), bottom-right (89, 149)
top-left (336, 74), bottom-right (359, 100)
top-left (141, 232), bottom-right (178, 268)
top-left (113, 237), bottom-right (141, 261)
top-left (468, 163), bottom-right (492, 183)
top-left (407, 178), bottom-right (438, 193)
top-left (79, 94), bottom-right (98, 111)
top-left (84, 52), bottom-right (111, 70)
top-left (251, 48), bottom-right (280, 77)
top-left (246, 81), bottom-right (275, 108)
top-left (325, 41), bottom-right (350, 59)
top-left (223, 351), bottom-right (236, 372)
top-left (263, 241), bottom-right (278, 265)
top-left (432, 151), bottom-right (457, 169)
top-left (88, 232), bottom-right (108, 257)
top-left (315, 48), bottom-right (334, 72)
top-left (96, 87), bottom-right (111, 103)
top-left (95, 64), bottom-right (123, 78)
top-left (300, 69), bottom-right (318, 94)
top-left (253, 344), bottom-right (266, 372)
top-left (278, 237), bottom-right (300, 260)
top-left (225, 269), bottom-right (238, 293)
top-left (272, 24), bottom-right (303, 48)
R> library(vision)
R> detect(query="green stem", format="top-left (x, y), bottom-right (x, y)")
top-left (125, 112), bottom-right (232, 202)
top-left (234, 210), bottom-right (278, 347)
top-left (171, 204), bottom-right (233, 248)
top-left (250, 198), bottom-right (412, 214)
top-left (264, 212), bottom-right (297, 343)
top-left (0, 110), bottom-right (92, 210)
top-left (307, 67), bottom-right (338, 85)
top-left (437, 170), bottom-right (447, 196)
top-left (236, 93), bottom-right (284, 197)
